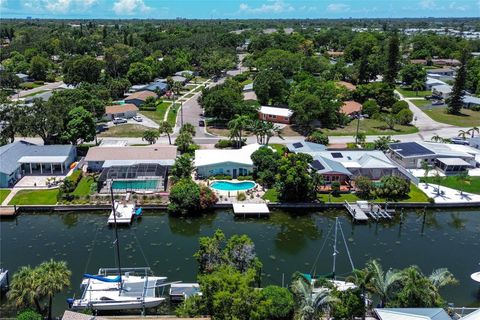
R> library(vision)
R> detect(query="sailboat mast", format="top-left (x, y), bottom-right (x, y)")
top-left (110, 182), bottom-right (122, 283)
top-left (332, 217), bottom-right (338, 280)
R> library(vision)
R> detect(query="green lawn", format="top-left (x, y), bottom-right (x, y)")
top-left (0, 189), bottom-right (11, 204)
top-left (139, 101), bottom-right (171, 124)
top-left (9, 189), bottom-right (59, 205)
top-left (23, 89), bottom-right (50, 97)
top-left (269, 143), bottom-right (287, 154)
top-left (264, 183), bottom-right (428, 203)
top-left (396, 86), bottom-right (432, 98)
top-left (411, 99), bottom-right (433, 108)
top-left (421, 176), bottom-right (480, 194)
top-left (415, 107), bottom-right (480, 127)
top-left (72, 176), bottom-right (95, 197)
top-left (20, 82), bottom-right (42, 89)
top-left (193, 85), bottom-right (205, 92)
top-left (167, 103), bottom-right (180, 126)
top-left (322, 118), bottom-right (419, 136)
top-left (98, 124), bottom-right (149, 137)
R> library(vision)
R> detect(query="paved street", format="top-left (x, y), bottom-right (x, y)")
top-left (10, 81), bottom-right (64, 99)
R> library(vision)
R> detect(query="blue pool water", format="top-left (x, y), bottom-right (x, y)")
top-left (111, 179), bottom-right (159, 190)
top-left (210, 180), bottom-right (256, 191)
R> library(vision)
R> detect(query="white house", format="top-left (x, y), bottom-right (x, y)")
top-left (432, 84), bottom-right (452, 99)
top-left (194, 143), bottom-right (262, 178)
top-left (425, 77), bottom-right (446, 90)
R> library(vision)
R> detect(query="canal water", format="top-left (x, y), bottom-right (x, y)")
top-left (1, 209), bottom-right (480, 315)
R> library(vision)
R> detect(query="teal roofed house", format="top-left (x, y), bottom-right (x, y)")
top-left (375, 308), bottom-right (452, 320)
top-left (0, 141), bottom-right (76, 188)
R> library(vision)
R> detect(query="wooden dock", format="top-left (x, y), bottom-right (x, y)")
top-left (343, 201), bottom-right (369, 222)
top-left (0, 206), bottom-right (17, 217)
top-left (233, 203), bottom-right (270, 218)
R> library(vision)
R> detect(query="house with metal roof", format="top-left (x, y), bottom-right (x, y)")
top-left (286, 141), bottom-right (327, 154)
top-left (124, 91), bottom-right (158, 107)
top-left (389, 142), bottom-right (476, 174)
top-left (258, 106), bottom-right (293, 124)
top-left (432, 84), bottom-right (453, 99)
top-left (144, 81), bottom-right (168, 94)
top-left (374, 308), bottom-right (452, 320)
top-left (194, 143), bottom-right (262, 178)
top-left (0, 141), bottom-right (76, 187)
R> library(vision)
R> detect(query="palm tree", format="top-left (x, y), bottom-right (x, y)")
top-left (228, 115), bottom-right (250, 149)
top-left (159, 121), bottom-right (173, 145)
top-left (421, 160), bottom-right (430, 185)
top-left (347, 268), bottom-right (372, 320)
top-left (411, 79), bottom-right (424, 96)
top-left (7, 266), bottom-right (43, 314)
top-left (264, 121), bottom-right (284, 145)
top-left (172, 82), bottom-right (183, 95)
top-left (366, 260), bottom-right (401, 307)
top-left (431, 134), bottom-right (442, 143)
top-left (142, 130), bottom-right (159, 144)
top-left (468, 126), bottom-right (479, 138)
top-left (457, 129), bottom-right (468, 140)
top-left (428, 268), bottom-right (458, 289)
top-left (291, 278), bottom-right (339, 320)
top-left (36, 259), bottom-right (71, 320)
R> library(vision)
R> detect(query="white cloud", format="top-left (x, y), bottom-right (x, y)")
top-left (0, 0), bottom-right (7, 7)
top-left (420, 0), bottom-right (436, 9)
top-left (239, 0), bottom-right (294, 14)
top-left (448, 1), bottom-right (468, 11)
top-left (326, 3), bottom-right (350, 12)
top-left (21, 0), bottom-right (97, 13)
top-left (113, 0), bottom-right (151, 15)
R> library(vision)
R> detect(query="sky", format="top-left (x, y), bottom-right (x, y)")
top-left (0, 0), bottom-right (479, 19)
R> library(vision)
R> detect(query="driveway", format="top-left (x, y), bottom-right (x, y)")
top-left (106, 116), bottom-right (158, 129)
top-left (10, 81), bottom-right (64, 99)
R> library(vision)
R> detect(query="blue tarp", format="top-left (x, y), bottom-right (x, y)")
top-left (84, 274), bottom-right (121, 282)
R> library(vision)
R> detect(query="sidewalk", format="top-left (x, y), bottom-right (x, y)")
top-left (417, 183), bottom-right (480, 203)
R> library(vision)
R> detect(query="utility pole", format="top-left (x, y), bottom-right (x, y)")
top-left (180, 101), bottom-right (184, 127)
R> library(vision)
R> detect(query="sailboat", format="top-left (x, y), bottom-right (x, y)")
top-left (67, 185), bottom-right (168, 312)
top-left (303, 217), bottom-right (357, 292)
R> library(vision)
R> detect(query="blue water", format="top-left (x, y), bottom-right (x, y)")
top-left (111, 179), bottom-right (159, 190)
top-left (210, 180), bottom-right (256, 191)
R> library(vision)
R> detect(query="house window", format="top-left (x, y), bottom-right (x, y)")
top-left (284, 117), bottom-right (289, 121)
top-left (271, 115), bottom-right (276, 119)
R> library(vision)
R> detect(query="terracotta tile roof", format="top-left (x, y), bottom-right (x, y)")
top-left (125, 90), bottom-right (158, 102)
top-left (326, 51), bottom-right (344, 57)
top-left (341, 100), bottom-right (362, 115)
top-left (336, 81), bottom-right (357, 91)
top-left (410, 59), bottom-right (427, 64)
top-left (105, 104), bottom-right (139, 114)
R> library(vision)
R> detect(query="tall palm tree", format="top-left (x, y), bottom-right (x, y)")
top-left (346, 268), bottom-right (372, 320)
top-left (428, 268), bottom-right (458, 289)
top-left (7, 266), bottom-right (43, 314)
top-left (291, 279), bottom-right (339, 320)
top-left (366, 260), bottom-right (401, 307)
top-left (421, 160), bottom-right (431, 185)
top-left (411, 79), bottom-right (424, 96)
top-left (36, 259), bottom-right (71, 320)
top-left (396, 266), bottom-right (437, 307)
top-left (457, 129), bottom-right (468, 140)
top-left (264, 121), bottom-right (284, 145)
top-left (468, 126), bottom-right (479, 138)
top-left (159, 121), bottom-right (173, 145)
top-left (228, 115), bottom-right (250, 149)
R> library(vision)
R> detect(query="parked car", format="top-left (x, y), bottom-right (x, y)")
top-left (113, 117), bottom-right (127, 124)
top-left (133, 115), bottom-right (142, 122)
top-left (451, 137), bottom-right (470, 145)
top-left (425, 95), bottom-right (443, 100)
top-left (198, 120), bottom-right (205, 127)
top-left (431, 100), bottom-right (444, 105)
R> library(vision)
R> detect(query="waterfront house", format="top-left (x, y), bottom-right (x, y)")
top-left (84, 145), bottom-right (178, 192)
top-left (389, 142), bottom-right (477, 174)
top-left (340, 101), bottom-right (362, 117)
top-left (463, 95), bottom-right (480, 108)
top-left (104, 104), bottom-right (139, 120)
top-left (286, 141), bottom-right (327, 154)
top-left (258, 106), bottom-right (293, 124)
top-left (470, 137), bottom-right (480, 149)
top-left (124, 91), bottom-right (158, 107)
top-left (374, 308), bottom-right (452, 320)
top-left (194, 143), bottom-right (262, 178)
top-left (0, 141), bottom-right (76, 187)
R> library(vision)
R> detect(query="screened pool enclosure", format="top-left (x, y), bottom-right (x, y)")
top-left (98, 163), bottom-right (168, 193)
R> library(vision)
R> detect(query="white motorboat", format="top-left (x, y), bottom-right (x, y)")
top-left (69, 268), bottom-right (167, 311)
top-left (471, 271), bottom-right (480, 283)
top-left (0, 268), bottom-right (9, 293)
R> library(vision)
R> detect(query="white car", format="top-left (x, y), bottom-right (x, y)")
top-left (113, 117), bottom-right (127, 124)
top-left (132, 115), bottom-right (143, 122)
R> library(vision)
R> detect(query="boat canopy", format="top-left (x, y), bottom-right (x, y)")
top-left (84, 274), bottom-right (121, 283)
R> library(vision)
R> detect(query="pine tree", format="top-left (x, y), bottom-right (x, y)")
top-left (447, 49), bottom-right (469, 114)
top-left (384, 32), bottom-right (400, 85)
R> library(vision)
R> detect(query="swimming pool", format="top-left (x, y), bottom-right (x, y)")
top-left (111, 179), bottom-right (159, 190)
top-left (210, 180), bottom-right (256, 191)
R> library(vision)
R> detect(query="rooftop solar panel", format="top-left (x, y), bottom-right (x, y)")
top-left (293, 142), bottom-right (303, 149)
top-left (331, 152), bottom-right (343, 158)
top-left (311, 160), bottom-right (325, 171)
top-left (389, 142), bottom-right (435, 157)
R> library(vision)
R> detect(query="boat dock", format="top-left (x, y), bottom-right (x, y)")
top-left (108, 201), bottom-right (136, 225)
top-left (343, 201), bottom-right (369, 222)
top-left (232, 203), bottom-right (270, 217)
top-left (0, 206), bottom-right (17, 217)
